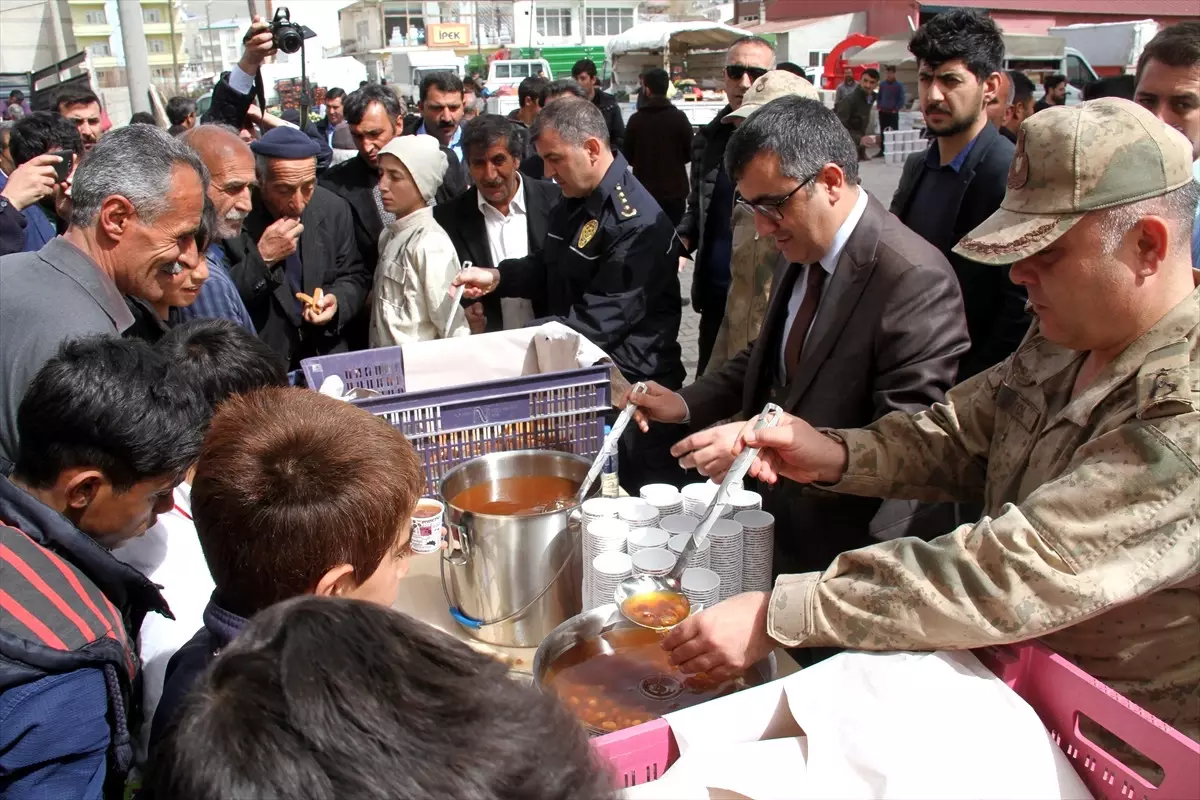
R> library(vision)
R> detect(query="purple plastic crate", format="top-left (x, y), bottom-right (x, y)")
top-left (351, 364), bottom-right (611, 496)
top-left (300, 347), bottom-right (406, 396)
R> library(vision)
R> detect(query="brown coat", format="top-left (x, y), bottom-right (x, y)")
top-left (679, 194), bottom-right (970, 575)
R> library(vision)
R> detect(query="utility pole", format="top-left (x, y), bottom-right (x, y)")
top-left (118, 0), bottom-right (154, 114)
top-left (206, 2), bottom-right (217, 76)
top-left (168, 0), bottom-right (181, 94)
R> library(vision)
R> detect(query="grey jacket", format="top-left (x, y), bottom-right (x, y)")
top-left (0, 237), bottom-right (134, 469)
top-left (677, 104), bottom-right (734, 295)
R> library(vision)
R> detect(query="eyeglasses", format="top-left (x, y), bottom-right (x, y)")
top-left (724, 64), bottom-right (769, 82)
top-left (735, 172), bottom-right (818, 222)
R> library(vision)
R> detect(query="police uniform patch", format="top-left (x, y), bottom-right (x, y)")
top-left (578, 219), bottom-right (599, 248)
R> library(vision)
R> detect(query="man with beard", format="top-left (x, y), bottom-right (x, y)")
top-left (55, 88), bottom-right (104, 153)
top-left (177, 125), bottom-right (258, 332)
top-left (890, 9), bottom-right (1025, 381)
top-left (1034, 74), bottom-right (1067, 113)
top-left (402, 72), bottom-right (467, 166)
top-left (679, 35), bottom-right (776, 377)
top-left (434, 114), bottom-right (561, 332)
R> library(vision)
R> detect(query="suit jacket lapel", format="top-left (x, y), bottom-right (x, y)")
top-left (742, 255), bottom-right (798, 414)
top-left (460, 190), bottom-right (491, 268)
top-left (783, 196), bottom-right (881, 409)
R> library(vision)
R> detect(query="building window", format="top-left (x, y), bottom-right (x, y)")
top-left (536, 7), bottom-right (571, 38)
top-left (89, 42), bottom-right (112, 57)
top-left (585, 7), bottom-right (634, 37)
top-left (384, 1), bottom-right (425, 46)
top-left (85, 9), bottom-right (107, 24)
top-left (144, 7), bottom-right (161, 23)
top-left (148, 38), bottom-right (166, 53)
top-left (807, 51), bottom-right (829, 68)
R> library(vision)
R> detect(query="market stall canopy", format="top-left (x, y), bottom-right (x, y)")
top-left (847, 32), bottom-right (1067, 65)
top-left (605, 21), bottom-right (752, 57)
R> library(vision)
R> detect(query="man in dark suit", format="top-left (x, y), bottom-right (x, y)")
top-left (628, 97), bottom-right (968, 606)
top-left (315, 87), bottom-right (345, 148)
top-left (889, 9), bottom-right (1026, 380)
top-left (433, 115), bottom-right (560, 332)
top-left (322, 84), bottom-right (467, 299)
top-left (222, 127), bottom-right (371, 370)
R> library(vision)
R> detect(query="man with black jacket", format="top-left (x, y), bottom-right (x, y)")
top-left (221, 127), bottom-right (370, 370)
top-left (679, 35), bottom-right (775, 376)
top-left (572, 59), bottom-right (624, 153)
top-left (623, 67), bottom-right (693, 226)
top-left (889, 10), bottom-right (1025, 380)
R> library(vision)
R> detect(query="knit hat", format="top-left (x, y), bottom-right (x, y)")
top-left (378, 134), bottom-right (448, 203)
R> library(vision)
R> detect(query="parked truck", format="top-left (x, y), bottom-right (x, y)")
top-left (1047, 20), bottom-right (1159, 77)
top-left (391, 49), bottom-right (466, 107)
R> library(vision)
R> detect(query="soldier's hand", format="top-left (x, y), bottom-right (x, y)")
top-left (670, 421), bottom-right (744, 479)
top-left (661, 591), bottom-right (775, 681)
top-left (733, 412), bottom-right (849, 486)
top-left (240, 16), bottom-right (276, 73)
top-left (258, 218), bottom-right (302, 265)
top-left (451, 266), bottom-right (500, 299)
top-left (0, 154), bottom-right (60, 211)
top-left (622, 380), bottom-right (688, 432)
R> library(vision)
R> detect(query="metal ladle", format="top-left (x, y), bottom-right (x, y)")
top-left (544, 382), bottom-right (648, 513)
top-left (614, 404), bottom-right (784, 629)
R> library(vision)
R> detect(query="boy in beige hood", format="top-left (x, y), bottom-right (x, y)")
top-left (370, 134), bottom-right (469, 346)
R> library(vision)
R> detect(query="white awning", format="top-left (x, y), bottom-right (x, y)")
top-left (606, 21), bottom-right (752, 57)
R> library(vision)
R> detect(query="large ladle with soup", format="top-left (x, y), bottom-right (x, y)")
top-left (614, 404), bottom-right (783, 630)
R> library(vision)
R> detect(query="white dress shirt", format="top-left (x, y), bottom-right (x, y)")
top-left (479, 174), bottom-right (535, 329)
top-left (111, 482), bottom-right (214, 763)
top-left (777, 187), bottom-right (869, 378)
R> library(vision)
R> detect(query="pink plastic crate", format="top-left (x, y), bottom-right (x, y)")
top-left (592, 641), bottom-right (1200, 798)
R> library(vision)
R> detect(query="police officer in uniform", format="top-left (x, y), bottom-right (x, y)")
top-left (454, 97), bottom-right (686, 490)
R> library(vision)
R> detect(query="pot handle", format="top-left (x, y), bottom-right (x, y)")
top-left (440, 507), bottom-right (583, 630)
top-left (443, 519), bottom-right (470, 567)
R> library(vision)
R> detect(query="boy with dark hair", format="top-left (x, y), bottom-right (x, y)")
top-left (150, 596), bottom-right (613, 800)
top-left (149, 386), bottom-right (425, 750)
top-left (112, 320), bottom-right (287, 761)
top-left (623, 67), bottom-right (693, 226)
top-left (571, 58), bottom-right (624, 152)
top-left (890, 7), bottom-right (1024, 381)
top-left (0, 336), bottom-right (208, 797)
top-left (165, 96), bottom-right (197, 131)
top-left (9, 111), bottom-right (83, 252)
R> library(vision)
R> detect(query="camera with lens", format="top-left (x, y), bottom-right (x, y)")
top-left (270, 7), bottom-right (315, 55)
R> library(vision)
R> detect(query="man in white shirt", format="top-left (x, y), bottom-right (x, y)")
top-left (112, 318), bottom-right (287, 762)
top-left (626, 97), bottom-right (969, 650)
top-left (434, 115), bottom-right (562, 332)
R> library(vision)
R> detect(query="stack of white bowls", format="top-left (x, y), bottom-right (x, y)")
top-left (583, 518), bottom-right (629, 611)
top-left (734, 510), bottom-right (775, 593)
top-left (627, 527), bottom-right (669, 556)
top-left (581, 497), bottom-right (619, 529)
top-left (639, 483), bottom-right (684, 518)
top-left (728, 489), bottom-right (763, 515)
top-left (668, 532), bottom-right (711, 571)
top-left (707, 519), bottom-right (744, 601)
top-left (618, 499), bottom-right (660, 531)
top-left (681, 482), bottom-right (736, 520)
top-left (591, 551), bottom-right (633, 611)
top-left (681, 567), bottom-right (721, 612)
top-left (631, 547), bottom-right (675, 579)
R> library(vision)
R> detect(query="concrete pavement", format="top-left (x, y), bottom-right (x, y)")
top-left (676, 158), bottom-right (905, 384)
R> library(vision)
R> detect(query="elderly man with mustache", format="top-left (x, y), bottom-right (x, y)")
top-left (177, 124), bottom-right (257, 333)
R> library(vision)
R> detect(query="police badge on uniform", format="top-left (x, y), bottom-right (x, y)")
top-left (578, 219), bottom-right (599, 248)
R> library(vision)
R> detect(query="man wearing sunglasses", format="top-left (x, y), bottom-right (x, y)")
top-left (627, 99), bottom-right (969, 661)
top-left (679, 35), bottom-right (776, 377)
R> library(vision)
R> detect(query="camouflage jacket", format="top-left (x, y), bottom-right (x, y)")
top-left (704, 206), bottom-right (782, 376)
top-left (769, 277), bottom-right (1200, 740)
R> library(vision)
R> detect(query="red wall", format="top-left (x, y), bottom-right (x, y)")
top-left (764, 0), bottom-right (920, 37)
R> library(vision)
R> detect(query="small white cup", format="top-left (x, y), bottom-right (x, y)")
top-left (410, 498), bottom-right (445, 554)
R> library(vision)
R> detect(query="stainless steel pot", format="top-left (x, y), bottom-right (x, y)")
top-left (533, 604), bottom-right (778, 734)
top-left (439, 450), bottom-right (596, 647)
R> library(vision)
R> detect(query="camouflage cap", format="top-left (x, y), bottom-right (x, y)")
top-left (724, 70), bottom-right (821, 122)
top-left (954, 98), bottom-right (1195, 265)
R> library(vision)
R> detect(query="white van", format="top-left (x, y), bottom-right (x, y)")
top-left (486, 59), bottom-right (553, 90)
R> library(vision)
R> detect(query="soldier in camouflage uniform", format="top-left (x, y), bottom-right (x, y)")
top-left (661, 98), bottom-right (1200, 743)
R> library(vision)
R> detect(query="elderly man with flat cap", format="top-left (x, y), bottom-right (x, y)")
top-left (655, 98), bottom-right (1200, 747)
top-left (217, 126), bottom-right (370, 369)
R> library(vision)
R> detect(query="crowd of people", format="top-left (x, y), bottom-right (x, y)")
top-left (0, 7), bottom-right (1196, 798)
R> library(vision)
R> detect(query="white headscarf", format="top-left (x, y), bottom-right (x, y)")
top-left (378, 134), bottom-right (448, 204)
